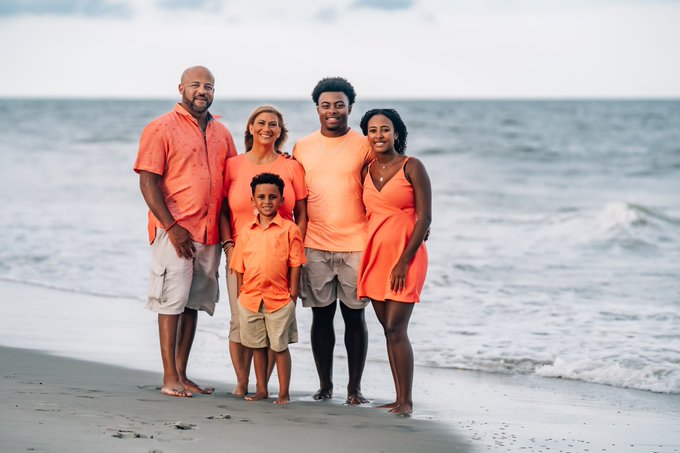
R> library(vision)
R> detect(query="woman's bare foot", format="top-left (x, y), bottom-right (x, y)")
top-left (232, 382), bottom-right (248, 397)
top-left (160, 384), bottom-right (192, 398)
top-left (274, 394), bottom-right (290, 405)
top-left (181, 379), bottom-right (214, 395)
top-left (375, 401), bottom-right (398, 409)
top-left (346, 391), bottom-right (368, 405)
top-left (312, 387), bottom-right (333, 400)
top-left (388, 403), bottom-right (413, 416)
top-left (245, 391), bottom-right (268, 402)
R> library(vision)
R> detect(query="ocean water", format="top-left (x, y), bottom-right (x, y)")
top-left (1, 98), bottom-right (679, 394)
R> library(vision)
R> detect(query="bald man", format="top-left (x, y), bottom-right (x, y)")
top-left (134, 66), bottom-right (237, 397)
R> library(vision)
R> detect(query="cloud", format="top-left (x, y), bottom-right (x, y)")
top-left (352, 0), bottom-right (415, 11)
top-left (0, 0), bottom-right (131, 17)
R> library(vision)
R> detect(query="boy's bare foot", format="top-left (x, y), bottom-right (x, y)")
top-left (312, 387), bottom-right (333, 400)
top-left (346, 391), bottom-right (368, 405)
top-left (245, 391), bottom-right (268, 401)
top-left (160, 384), bottom-right (192, 398)
top-left (181, 379), bottom-right (214, 395)
top-left (375, 401), bottom-right (398, 409)
top-left (388, 403), bottom-right (413, 416)
top-left (232, 382), bottom-right (248, 397)
top-left (274, 394), bottom-right (290, 405)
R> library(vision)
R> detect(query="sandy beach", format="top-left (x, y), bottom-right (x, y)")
top-left (1, 279), bottom-right (679, 452)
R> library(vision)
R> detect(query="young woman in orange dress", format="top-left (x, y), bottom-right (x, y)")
top-left (358, 109), bottom-right (432, 415)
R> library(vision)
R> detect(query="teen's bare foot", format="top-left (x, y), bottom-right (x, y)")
top-left (160, 384), bottom-right (192, 398)
top-left (312, 387), bottom-right (333, 400)
top-left (388, 403), bottom-right (413, 416)
top-left (346, 391), bottom-right (368, 405)
top-left (181, 379), bottom-right (214, 395)
top-left (245, 391), bottom-right (268, 401)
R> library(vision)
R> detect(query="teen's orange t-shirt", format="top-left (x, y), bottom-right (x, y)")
top-left (223, 153), bottom-right (307, 240)
top-left (292, 129), bottom-right (373, 252)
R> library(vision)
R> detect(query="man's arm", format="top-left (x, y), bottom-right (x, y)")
top-left (139, 170), bottom-right (195, 259)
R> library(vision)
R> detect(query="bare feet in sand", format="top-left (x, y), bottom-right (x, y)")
top-left (245, 391), bottom-right (268, 402)
top-left (346, 391), bottom-right (368, 405)
top-left (375, 401), bottom-right (398, 409)
top-left (161, 384), bottom-right (192, 398)
top-left (274, 394), bottom-right (290, 405)
top-left (312, 387), bottom-right (333, 400)
top-left (180, 379), bottom-right (214, 395)
top-left (232, 382), bottom-right (248, 397)
top-left (388, 403), bottom-right (413, 416)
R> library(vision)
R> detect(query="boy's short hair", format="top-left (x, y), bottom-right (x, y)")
top-left (311, 77), bottom-right (356, 106)
top-left (250, 172), bottom-right (285, 196)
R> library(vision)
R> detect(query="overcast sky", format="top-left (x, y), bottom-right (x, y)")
top-left (1, 0), bottom-right (679, 99)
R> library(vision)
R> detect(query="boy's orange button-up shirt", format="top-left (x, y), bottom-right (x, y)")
top-left (230, 214), bottom-right (306, 313)
top-left (134, 103), bottom-right (237, 245)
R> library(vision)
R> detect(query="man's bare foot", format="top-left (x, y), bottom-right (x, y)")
top-left (181, 379), bottom-right (214, 395)
top-left (274, 394), bottom-right (290, 405)
top-left (375, 401), bottom-right (398, 409)
top-left (160, 385), bottom-right (192, 398)
top-left (312, 387), bottom-right (333, 400)
top-left (245, 391), bottom-right (268, 402)
top-left (388, 403), bottom-right (413, 416)
top-left (346, 391), bottom-right (369, 405)
top-left (232, 382), bottom-right (248, 397)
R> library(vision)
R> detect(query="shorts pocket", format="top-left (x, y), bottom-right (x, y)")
top-left (148, 262), bottom-right (167, 303)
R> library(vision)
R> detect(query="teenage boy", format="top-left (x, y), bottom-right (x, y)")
top-left (292, 77), bottom-right (373, 404)
top-left (230, 173), bottom-right (306, 404)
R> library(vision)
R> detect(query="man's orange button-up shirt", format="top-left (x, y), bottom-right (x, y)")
top-left (230, 214), bottom-right (306, 313)
top-left (134, 103), bottom-right (237, 245)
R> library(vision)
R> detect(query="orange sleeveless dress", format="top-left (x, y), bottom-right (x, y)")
top-left (357, 158), bottom-right (428, 303)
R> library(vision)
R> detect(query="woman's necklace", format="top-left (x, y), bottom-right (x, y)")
top-left (376, 154), bottom-right (400, 182)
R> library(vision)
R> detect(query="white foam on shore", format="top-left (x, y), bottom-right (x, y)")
top-left (536, 357), bottom-right (680, 394)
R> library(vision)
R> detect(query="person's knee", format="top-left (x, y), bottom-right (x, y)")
top-left (383, 323), bottom-right (406, 342)
top-left (340, 305), bottom-right (366, 329)
top-left (312, 303), bottom-right (337, 324)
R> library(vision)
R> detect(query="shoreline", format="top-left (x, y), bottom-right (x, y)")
top-left (2, 279), bottom-right (680, 451)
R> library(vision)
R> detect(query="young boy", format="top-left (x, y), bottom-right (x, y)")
top-left (230, 173), bottom-right (306, 404)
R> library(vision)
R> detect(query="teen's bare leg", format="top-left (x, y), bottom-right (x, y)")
top-left (176, 308), bottom-right (214, 394)
top-left (245, 347), bottom-right (269, 401)
top-left (229, 340), bottom-right (252, 396)
top-left (273, 349), bottom-right (292, 404)
top-left (382, 301), bottom-right (414, 415)
top-left (311, 302), bottom-right (336, 400)
top-left (371, 300), bottom-right (399, 409)
top-left (340, 302), bottom-right (368, 405)
top-left (158, 313), bottom-right (191, 397)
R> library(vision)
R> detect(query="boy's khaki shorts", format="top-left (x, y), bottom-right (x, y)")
top-left (238, 301), bottom-right (298, 352)
top-left (146, 228), bottom-right (220, 316)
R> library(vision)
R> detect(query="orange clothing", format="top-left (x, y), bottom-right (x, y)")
top-left (134, 103), bottom-right (237, 245)
top-left (358, 159), bottom-right (428, 303)
top-left (223, 154), bottom-right (307, 240)
top-left (230, 213), bottom-right (306, 313)
top-left (292, 129), bottom-right (373, 252)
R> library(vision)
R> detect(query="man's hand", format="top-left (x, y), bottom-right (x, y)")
top-left (167, 224), bottom-right (195, 259)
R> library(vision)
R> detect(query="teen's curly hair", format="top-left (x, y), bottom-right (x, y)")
top-left (311, 77), bottom-right (357, 106)
top-left (359, 109), bottom-right (408, 154)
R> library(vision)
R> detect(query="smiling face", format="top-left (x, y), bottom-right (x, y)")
top-left (249, 112), bottom-right (282, 149)
top-left (178, 67), bottom-right (214, 117)
top-left (251, 183), bottom-right (283, 219)
top-left (367, 114), bottom-right (398, 155)
top-left (317, 91), bottom-right (351, 137)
